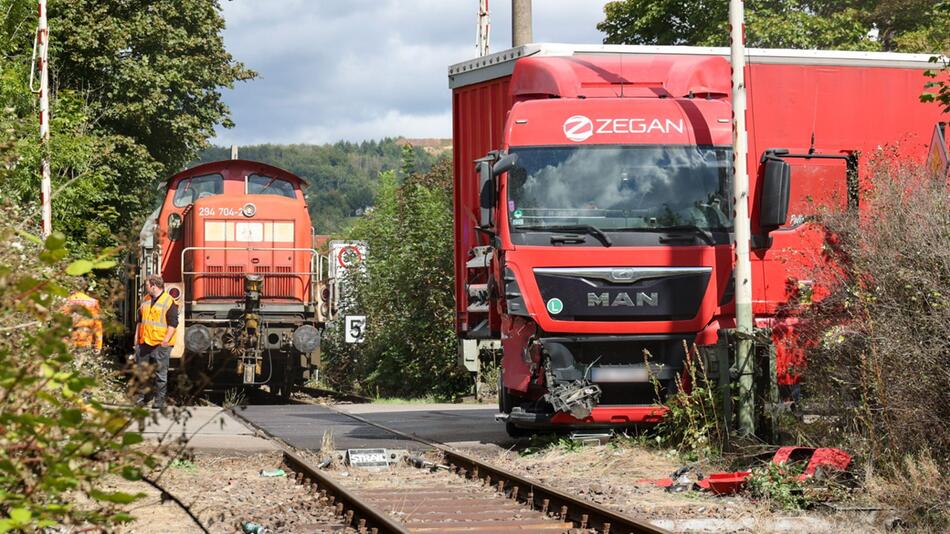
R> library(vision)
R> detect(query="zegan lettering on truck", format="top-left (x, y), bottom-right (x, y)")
top-left (587, 292), bottom-right (659, 307)
top-left (562, 115), bottom-right (685, 142)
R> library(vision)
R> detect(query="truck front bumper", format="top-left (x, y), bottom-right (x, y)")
top-left (501, 404), bottom-right (668, 429)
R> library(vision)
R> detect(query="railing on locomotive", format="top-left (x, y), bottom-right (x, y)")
top-left (179, 246), bottom-right (323, 304)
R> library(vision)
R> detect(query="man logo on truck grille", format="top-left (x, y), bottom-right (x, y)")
top-left (563, 115), bottom-right (594, 142)
top-left (587, 292), bottom-right (659, 307)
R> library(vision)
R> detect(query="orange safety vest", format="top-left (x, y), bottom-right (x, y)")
top-left (138, 291), bottom-right (175, 346)
top-left (64, 291), bottom-right (103, 352)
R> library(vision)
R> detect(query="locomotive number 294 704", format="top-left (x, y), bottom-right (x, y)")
top-left (197, 207), bottom-right (241, 217)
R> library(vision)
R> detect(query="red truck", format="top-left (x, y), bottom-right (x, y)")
top-left (449, 44), bottom-right (946, 435)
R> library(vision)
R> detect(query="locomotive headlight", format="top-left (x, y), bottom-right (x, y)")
top-left (184, 324), bottom-right (213, 353)
top-left (292, 325), bottom-right (321, 353)
top-left (242, 202), bottom-right (256, 217)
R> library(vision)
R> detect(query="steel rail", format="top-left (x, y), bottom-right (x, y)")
top-left (442, 448), bottom-right (668, 534)
top-left (321, 407), bottom-right (670, 534)
top-left (224, 402), bottom-right (407, 534)
top-left (281, 449), bottom-right (410, 534)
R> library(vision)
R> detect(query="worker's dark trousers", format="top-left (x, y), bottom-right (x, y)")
top-left (136, 344), bottom-right (170, 409)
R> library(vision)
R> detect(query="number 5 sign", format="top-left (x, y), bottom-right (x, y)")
top-left (345, 315), bottom-right (366, 344)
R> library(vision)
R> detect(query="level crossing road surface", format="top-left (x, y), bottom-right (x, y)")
top-left (234, 403), bottom-right (511, 450)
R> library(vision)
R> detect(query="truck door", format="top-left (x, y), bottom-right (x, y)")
top-left (756, 154), bottom-right (854, 311)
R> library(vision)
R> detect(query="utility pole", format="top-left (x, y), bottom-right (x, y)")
top-left (477, 0), bottom-right (490, 57)
top-left (511, 0), bottom-right (532, 47)
top-left (729, 0), bottom-right (755, 436)
top-left (31, 0), bottom-right (51, 237)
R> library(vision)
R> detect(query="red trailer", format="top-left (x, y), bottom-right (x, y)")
top-left (449, 44), bottom-right (946, 435)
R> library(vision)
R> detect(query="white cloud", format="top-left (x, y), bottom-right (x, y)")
top-left (214, 0), bottom-right (611, 145)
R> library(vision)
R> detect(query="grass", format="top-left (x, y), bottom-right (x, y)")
top-left (519, 433), bottom-right (591, 457)
top-left (222, 388), bottom-right (247, 409)
top-left (169, 458), bottom-right (196, 471)
top-left (369, 396), bottom-right (443, 404)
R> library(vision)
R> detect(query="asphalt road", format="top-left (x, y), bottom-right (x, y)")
top-left (235, 403), bottom-right (512, 451)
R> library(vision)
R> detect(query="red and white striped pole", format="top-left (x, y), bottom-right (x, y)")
top-left (729, 0), bottom-right (755, 436)
top-left (477, 0), bottom-right (490, 57)
top-left (37, 0), bottom-right (52, 237)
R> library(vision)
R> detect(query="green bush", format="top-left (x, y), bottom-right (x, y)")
top-left (321, 161), bottom-right (468, 399)
top-left (744, 461), bottom-right (811, 510)
top-left (0, 214), bottom-right (154, 531)
top-left (795, 158), bottom-right (949, 529)
top-left (651, 343), bottom-right (725, 461)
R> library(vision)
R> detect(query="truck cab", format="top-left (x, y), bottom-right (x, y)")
top-left (450, 44), bottom-right (943, 434)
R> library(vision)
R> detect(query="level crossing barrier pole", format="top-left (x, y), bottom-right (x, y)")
top-left (36, 0), bottom-right (51, 237)
top-left (729, 0), bottom-right (755, 436)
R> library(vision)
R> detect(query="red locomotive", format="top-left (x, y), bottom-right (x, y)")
top-left (125, 159), bottom-right (327, 397)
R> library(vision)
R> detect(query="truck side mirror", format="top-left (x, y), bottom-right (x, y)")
top-left (492, 153), bottom-right (519, 176)
top-left (760, 158), bottom-right (791, 228)
top-left (476, 158), bottom-right (495, 227)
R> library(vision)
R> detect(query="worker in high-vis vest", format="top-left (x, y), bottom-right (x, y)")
top-left (134, 274), bottom-right (178, 410)
top-left (64, 290), bottom-right (103, 353)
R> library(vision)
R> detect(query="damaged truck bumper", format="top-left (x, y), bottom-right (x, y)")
top-left (498, 405), bottom-right (669, 428)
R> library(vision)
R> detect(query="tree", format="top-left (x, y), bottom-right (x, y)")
top-left (919, 1), bottom-right (950, 113)
top-left (0, 0), bottom-right (253, 255)
top-left (195, 140), bottom-right (445, 234)
top-left (598, 0), bottom-right (946, 52)
top-left (321, 160), bottom-right (468, 399)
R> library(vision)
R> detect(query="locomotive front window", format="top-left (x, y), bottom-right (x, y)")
top-left (172, 173), bottom-right (223, 207)
top-left (247, 174), bottom-right (296, 199)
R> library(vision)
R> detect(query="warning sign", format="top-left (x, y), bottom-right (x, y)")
top-left (337, 244), bottom-right (363, 268)
top-left (328, 240), bottom-right (368, 280)
top-left (345, 315), bottom-right (366, 344)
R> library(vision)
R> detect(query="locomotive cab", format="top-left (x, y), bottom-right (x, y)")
top-left (133, 159), bottom-right (326, 397)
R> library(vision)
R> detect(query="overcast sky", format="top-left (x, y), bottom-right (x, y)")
top-left (214, 1), bottom-right (612, 146)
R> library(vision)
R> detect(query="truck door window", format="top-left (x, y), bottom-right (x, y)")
top-left (784, 159), bottom-right (849, 227)
top-left (172, 173), bottom-right (223, 207)
top-left (247, 174), bottom-right (297, 199)
top-left (507, 145), bottom-right (733, 231)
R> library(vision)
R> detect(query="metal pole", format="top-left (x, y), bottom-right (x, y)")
top-left (230, 144), bottom-right (238, 160)
top-left (729, 0), bottom-right (755, 436)
top-left (38, 0), bottom-right (51, 237)
top-left (511, 0), bottom-right (532, 47)
top-left (477, 0), bottom-right (490, 57)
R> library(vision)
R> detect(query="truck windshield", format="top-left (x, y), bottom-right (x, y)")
top-left (507, 146), bottom-right (732, 231)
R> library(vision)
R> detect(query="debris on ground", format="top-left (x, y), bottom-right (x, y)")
top-left (638, 447), bottom-right (853, 496)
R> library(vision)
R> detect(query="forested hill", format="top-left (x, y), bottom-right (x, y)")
top-left (195, 138), bottom-right (450, 233)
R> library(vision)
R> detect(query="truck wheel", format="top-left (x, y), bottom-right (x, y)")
top-left (499, 373), bottom-right (533, 438)
top-left (498, 373), bottom-right (510, 413)
top-left (505, 422), bottom-right (534, 438)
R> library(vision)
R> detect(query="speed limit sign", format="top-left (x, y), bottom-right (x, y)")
top-left (345, 315), bottom-right (366, 344)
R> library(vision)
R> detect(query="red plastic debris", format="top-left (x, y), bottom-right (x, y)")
top-left (635, 447), bottom-right (852, 495)
top-left (771, 446), bottom-right (852, 480)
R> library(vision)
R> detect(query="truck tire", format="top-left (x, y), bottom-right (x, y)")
top-left (498, 373), bottom-right (510, 414)
top-left (499, 372), bottom-right (533, 438)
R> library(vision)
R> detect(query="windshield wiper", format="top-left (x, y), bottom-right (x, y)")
top-left (652, 225), bottom-right (715, 245)
top-left (519, 224), bottom-right (613, 247)
top-left (609, 225), bottom-right (717, 245)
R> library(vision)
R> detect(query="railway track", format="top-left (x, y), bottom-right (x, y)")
top-left (235, 403), bottom-right (670, 534)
